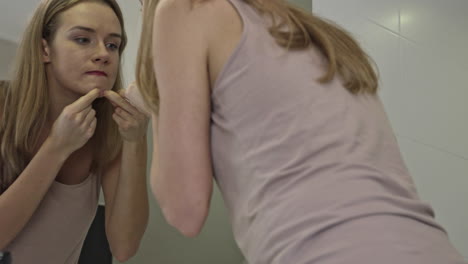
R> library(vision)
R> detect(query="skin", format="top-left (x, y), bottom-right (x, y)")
top-left (141, 0), bottom-right (243, 237)
top-left (44, 1), bottom-right (122, 117)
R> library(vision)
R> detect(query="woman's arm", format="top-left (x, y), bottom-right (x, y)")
top-left (0, 89), bottom-right (101, 249)
top-left (101, 90), bottom-right (149, 263)
top-left (150, 0), bottom-right (214, 237)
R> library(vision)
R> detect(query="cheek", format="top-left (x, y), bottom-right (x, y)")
top-left (53, 49), bottom-right (87, 73)
top-left (111, 54), bottom-right (120, 72)
top-left (50, 50), bottom-right (91, 91)
top-left (109, 55), bottom-right (120, 79)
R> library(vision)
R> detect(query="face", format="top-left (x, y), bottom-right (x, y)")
top-left (43, 1), bottom-right (122, 97)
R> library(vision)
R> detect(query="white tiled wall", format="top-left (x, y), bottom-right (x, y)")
top-left (313, 0), bottom-right (468, 259)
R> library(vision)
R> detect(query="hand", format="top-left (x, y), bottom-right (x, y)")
top-left (124, 82), bottom-right (151, 117)
top-left (49, 89), bottom-right (101, 156)
top-left (104, 90), bottom-right (149, 142)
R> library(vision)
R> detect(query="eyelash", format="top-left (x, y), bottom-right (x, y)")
top-left (74, 37), bottom-right (119, 51)
top-left (75, 37), bottom-right (90, 44)
top-left (106, 43), bottom-right (120, 51)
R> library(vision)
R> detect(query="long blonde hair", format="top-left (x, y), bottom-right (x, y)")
top-left (135, 0), bottom-right (159, 113)
top-left (0, 0), bottom-right (127, 194)
top-left (136, 0), bottom-right (378, 114)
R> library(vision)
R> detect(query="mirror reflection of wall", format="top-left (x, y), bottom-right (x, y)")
top-left (293, 0), bottom-right (312, 10)
top-left (0, 39), bottom-right (16, 80)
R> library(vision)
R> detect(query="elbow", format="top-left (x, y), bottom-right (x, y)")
top-left (107, 230), bottom-right (143, 263)
top-left (161, 200), bottom-right (210, 238)
top-left (111, 243), bottom-right (139, 263)
top-left (165, 206), bottom-right (208, 238)
top-left (149, 171), bottom-right (212, 237)
top-left (114, 252), bottom-right (133, 263)
top-left (106, 222), bottom-right (147, 263)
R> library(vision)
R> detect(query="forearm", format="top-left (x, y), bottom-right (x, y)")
top-left (106, 138), bottom-right (149, 255)
top-left (149, 119), bottom-right (211, 237)
top-left (0, 138), bottom-right (67, 249)
top-left (151, 151), bottom-right (211, 237)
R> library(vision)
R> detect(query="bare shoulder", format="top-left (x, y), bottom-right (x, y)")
top-left (155, 0), bottom-right (211, 21)
top-left (156, 0), bottom-right (220, 14)
top-left (154, 0), bottom-right (237, 34)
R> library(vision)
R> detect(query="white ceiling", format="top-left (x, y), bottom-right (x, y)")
top-left (0, 0), bottom-right (42, 43)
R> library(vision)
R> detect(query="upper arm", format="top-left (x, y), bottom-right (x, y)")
top-left (151, 0), bottom-right (213, 203)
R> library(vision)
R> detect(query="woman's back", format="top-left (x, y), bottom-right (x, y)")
top-left (210, 0), bottom-right (466, 263)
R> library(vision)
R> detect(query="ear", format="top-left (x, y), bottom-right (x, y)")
top-left (42, 38), bottom-right (51, 63)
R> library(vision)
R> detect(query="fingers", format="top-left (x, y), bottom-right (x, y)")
top-left (124, 83), bottom-right (152, 117)
top-left (115, 107), bottom-right (133, 122)
top-left (104, 90), bottom-right (143, 118)
top-left (103, 90), bottom-right (125, 106)
top-left (73, 106), bottom-right (91, 123)
top-left (113, 107), bottom-right (145, 131)
top-left (118, 89), bottom-right (126, 98)
top-left (79, 107), bottom-right (96, 138)
top-left (112, 111), bottom-right (127, 128)
top-left (87, 118), bottom-right (97, 137)
top-left (83, 107), bottom-right (96, 127)
top-left (67, 89), bottom-right (101, 113)
top-left (104, 90), bottom-right (139, 116)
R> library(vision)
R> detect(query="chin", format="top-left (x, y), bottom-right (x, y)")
top-left (99, 84), bottom-right (114, 91)
top-left (82, 84), bottom-right (112, 93)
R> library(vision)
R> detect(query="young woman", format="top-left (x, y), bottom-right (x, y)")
top-left (133, 0), bottom-right (466, 263)
top-left (0, 0), bottom-right (149, 263)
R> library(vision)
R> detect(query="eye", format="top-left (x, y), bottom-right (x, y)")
top-left (106, 43), bottom-right (120, 51)
top-left (74, 37), bottom-right (90, 44)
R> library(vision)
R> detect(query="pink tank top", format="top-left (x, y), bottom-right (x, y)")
top-left (5, 174), bottom-right (100, 264)
top-left (210, 1), bottom-right (465, 263)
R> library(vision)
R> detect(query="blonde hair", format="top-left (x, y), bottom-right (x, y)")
top-left (136, 0), bottom-right (378, 114)
top-left (135, 0), bottom-right (159, 113)
top-left (0, 0), bottom-right (127, 193)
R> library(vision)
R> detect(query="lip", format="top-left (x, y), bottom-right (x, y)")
top-left (86, 71), bottom-right (108, 77)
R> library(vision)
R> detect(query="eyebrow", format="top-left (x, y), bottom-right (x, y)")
top-left (68, 26), bottom-right (122, 39)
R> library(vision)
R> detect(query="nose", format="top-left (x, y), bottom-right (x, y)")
top-left (92, 43), bottom-right (110, 64)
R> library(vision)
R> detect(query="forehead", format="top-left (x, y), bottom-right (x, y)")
top-left (58, 2), bottom-right (122, 34)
